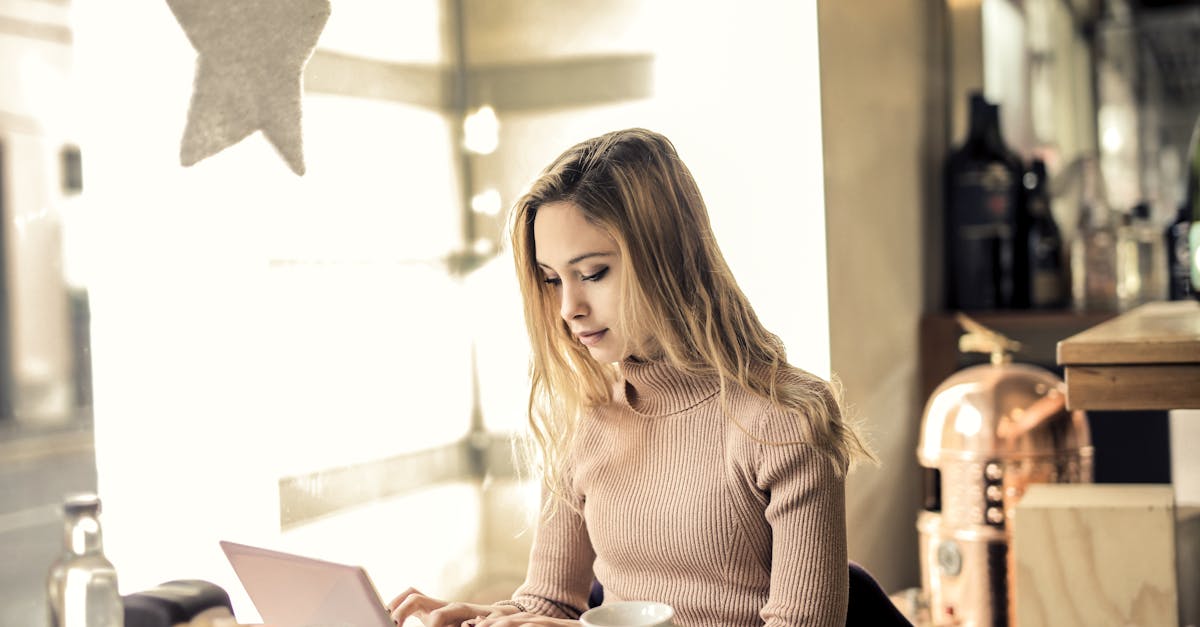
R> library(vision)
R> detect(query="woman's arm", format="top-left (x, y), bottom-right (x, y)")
top-left (756, 408), bottom-right (850, 627)
top-left (387, 491), bottom-right (595, 627)
top-left (504, 488), bottom-right (597, 620)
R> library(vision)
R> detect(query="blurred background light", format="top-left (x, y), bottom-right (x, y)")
top-left (463, 105), bottom-right (499, 155)
top-left (471, 189), bottom-right (502, 216)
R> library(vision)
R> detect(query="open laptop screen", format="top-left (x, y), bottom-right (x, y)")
top-left (220, 540), bottom-right (394, 627)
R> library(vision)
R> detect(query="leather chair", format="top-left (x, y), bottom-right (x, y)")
top-left (587, 561), bottom-right (912, 626)
top-left (846, 561), bottom-right (913, 626)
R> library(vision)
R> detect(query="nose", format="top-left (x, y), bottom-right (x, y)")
top-left (559, 280), bottom-right (588, 322)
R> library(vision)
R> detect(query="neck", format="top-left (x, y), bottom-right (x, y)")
top-left (619, 358), bottom-right (720, 417)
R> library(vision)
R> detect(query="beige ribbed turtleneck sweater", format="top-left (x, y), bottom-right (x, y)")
top-left (507, 359), bottom-right (849, 626)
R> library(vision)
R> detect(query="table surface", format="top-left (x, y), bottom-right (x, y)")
top-left (1057, 300), bottom-right (1200, 365)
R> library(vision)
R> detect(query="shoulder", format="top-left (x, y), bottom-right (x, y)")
top-left (731, 365), bottom-right (839, 443)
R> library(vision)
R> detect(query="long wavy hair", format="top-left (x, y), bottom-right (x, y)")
top-left (508, 128), bottom-right (874, 509)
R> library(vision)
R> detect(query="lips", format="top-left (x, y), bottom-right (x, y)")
top-left (576, 329), bottom-right (608, 347)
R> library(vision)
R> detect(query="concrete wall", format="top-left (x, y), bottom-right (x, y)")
top-left (818, 0), bottom-right (948, 592)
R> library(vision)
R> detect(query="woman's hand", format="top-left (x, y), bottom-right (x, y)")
top-left (470, 614), bottom-right (578, 626)
top-left (387, 587), bottom-right (519, 626)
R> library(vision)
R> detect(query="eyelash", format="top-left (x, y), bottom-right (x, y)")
top-left (583, 267), bottom-right (608, 282)
top-left (542, 267), bottom-right (608, 286)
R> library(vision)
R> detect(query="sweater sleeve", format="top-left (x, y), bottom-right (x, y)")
top-left (755, 404), bottom-right (849, 626)
top-left (507, 487), bottom-right (597, 619)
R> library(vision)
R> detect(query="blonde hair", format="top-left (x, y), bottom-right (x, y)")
top-left (508, 128), bottom-right (874, 508)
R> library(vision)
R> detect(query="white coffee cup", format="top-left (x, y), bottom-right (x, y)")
top-left (580, 601), bottom-right (675, 627)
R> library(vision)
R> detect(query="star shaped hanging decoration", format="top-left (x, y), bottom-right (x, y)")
top-left (167, 0), bottom-right (331, 175)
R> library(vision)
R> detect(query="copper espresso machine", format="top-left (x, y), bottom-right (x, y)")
top-left (916, 315), bottom-right (1093, 626)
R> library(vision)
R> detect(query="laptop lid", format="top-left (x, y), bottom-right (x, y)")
top-left (219, 540), bottom-right (394, 627)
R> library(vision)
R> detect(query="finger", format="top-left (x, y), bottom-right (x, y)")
top-left (468, 607), bottom-right (512, 626)
top-left (427, 603), bottom-right (482, 627)
top-left (391, 594), bottom-right (439, 624)
top-left (485, 605), bottom-right (522, 619)
top-left (387, 587), bottom-right (425, 611)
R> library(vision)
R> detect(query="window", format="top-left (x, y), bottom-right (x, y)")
top-left (3, 2), bottom-right (830, 623)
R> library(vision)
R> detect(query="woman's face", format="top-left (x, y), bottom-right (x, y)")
top-left (533, 201), bottom-right (631, 363)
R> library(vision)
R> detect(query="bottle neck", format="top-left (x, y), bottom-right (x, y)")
top-left (968, 103), bottom-right (1005, 152)
top-left (1077, 203), bottom-right (1092, 229)
top-left (62, 512), bottom-right (105, 557)
top-left (1079, 159), bottom-right (1111, 222)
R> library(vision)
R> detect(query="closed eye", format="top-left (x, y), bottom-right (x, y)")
top-left (581, 267), bottom-right (608, 282)
top-left (542, 276), bottom-right (562, 287)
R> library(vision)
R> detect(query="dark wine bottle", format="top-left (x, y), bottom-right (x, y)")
top-left (1170, 114), bottom-right (1199, 300)
top-left (1023, 159), bottom-right (1066, 308)
top-left (1166, 203), bottom-right (1192, 300)
top-left (945, 93), bottom-right (1028, 310)
top-left (1187, 113), bottom-right (1200, 301)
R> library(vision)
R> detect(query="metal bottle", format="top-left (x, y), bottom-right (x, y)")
top-left (916, 315), bottom-right (1093, 626)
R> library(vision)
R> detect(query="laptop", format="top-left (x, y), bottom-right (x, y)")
top-left (219, 540), bottom-right (396, 627)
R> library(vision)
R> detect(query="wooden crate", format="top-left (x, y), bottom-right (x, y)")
top-left (1012, 484), bottom-right (1177, 627)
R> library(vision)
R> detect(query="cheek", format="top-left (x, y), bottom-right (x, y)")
top-left (596, 282), bottom-right (624, 324)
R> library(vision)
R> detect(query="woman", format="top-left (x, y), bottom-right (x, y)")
top-left (390, 128), bottom-right (873, 626)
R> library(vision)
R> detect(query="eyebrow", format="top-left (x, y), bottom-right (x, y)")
top-left (536, 251), bottom-right (615, 270)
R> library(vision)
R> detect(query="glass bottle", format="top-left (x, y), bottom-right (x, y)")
top-left (46, 493), bottom-right (123, 627)
top-left (945, 92), bottom-right (1027, 310)
top-left (1171, 112), bottom-right (1199, 301)
top-left (1192, 218), bottom-right (1200, 301)
top-left (1116, 202), bottom-right (1168, 310)
top-left (1167, 203), bottom-right (1193, 300)
top-left (1186, 113), bottom-right (1200, 301)
top-left (1023, 159), bottom-right (1066, 308)
top-left (1192, 215), bottom-right (1200, 302)
top-left (1070, 157), bottom-right (1119, 312)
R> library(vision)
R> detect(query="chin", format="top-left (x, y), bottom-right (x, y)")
top-left (586, 346), bottom-right (622, 364)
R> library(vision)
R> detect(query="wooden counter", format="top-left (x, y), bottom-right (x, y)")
top-left (1056, 300), bottom-right (1200, 410)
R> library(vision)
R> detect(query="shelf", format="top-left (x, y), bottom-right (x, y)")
top-left (919, 309), bottom-right (1118, 400)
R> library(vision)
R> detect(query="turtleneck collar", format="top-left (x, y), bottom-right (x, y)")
top-left (618, 358), bottom-right (721, 417)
